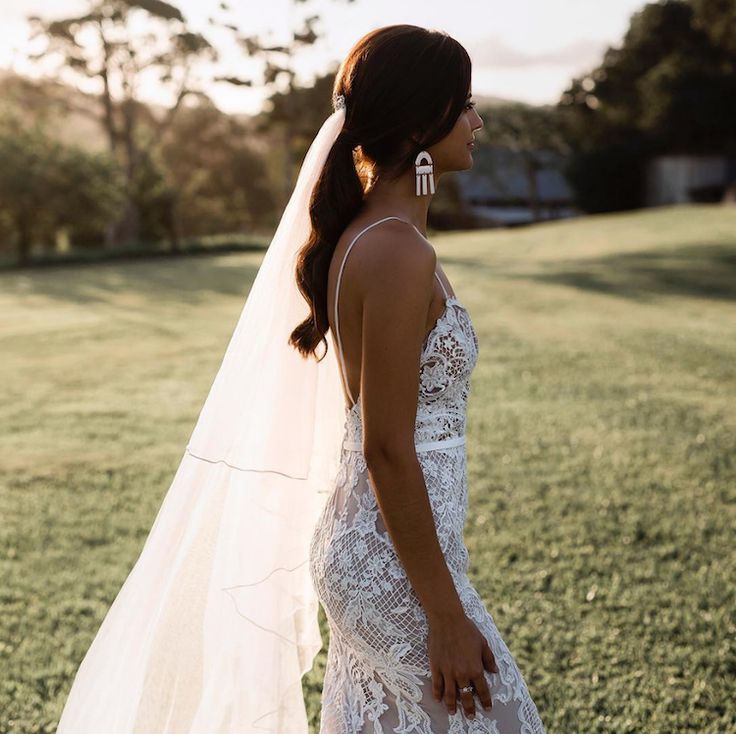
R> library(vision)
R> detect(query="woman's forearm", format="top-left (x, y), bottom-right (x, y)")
top-left (364, 448), bottom-right (465, 624)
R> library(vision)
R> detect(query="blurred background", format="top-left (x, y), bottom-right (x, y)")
top-left (1, 2), bottom-right (734, 733)
top-left (1, 0), bottom-right (734, 264)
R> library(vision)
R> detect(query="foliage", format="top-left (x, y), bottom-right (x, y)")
top-left (159, 102), bottom-right (276, 235)
top-left (0, 117), bottom-right (125, 262)
top-left (27, 0), bottom-right (217, 145)
top-left (27, 0), bottom-right (218, 247)
top-left (558, 0), bottom-right (736, 211)
top-left (24, 0), bottom-right (356, 245)
top-left (0, 75), bottom-right (279, 253)
top-left (560, 0), bottom-right (736, 152)
top-left (688, 0), bottom-right (736, 55)
top-left (563, 136), bottom-right (648, 213)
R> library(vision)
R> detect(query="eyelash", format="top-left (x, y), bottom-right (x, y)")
top-left (465, 101), bottom-right (476, 110)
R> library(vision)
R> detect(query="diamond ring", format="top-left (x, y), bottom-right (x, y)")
top-left (458, 684), bottom-right (474, 694)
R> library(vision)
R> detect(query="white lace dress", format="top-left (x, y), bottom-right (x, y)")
top-left (309, 217), bottom-right (546, 733)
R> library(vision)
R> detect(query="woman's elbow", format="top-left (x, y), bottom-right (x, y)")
top-left (363, 436), bottom-right (417, 469)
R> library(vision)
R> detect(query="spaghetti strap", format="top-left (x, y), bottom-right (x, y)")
top-left (333, 216), bottom-right (415, 409)
top-left (434, 271), bottom-right (449, 299)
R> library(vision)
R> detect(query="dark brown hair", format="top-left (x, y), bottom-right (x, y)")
top-left (289, 24), bottom-right (472, 360)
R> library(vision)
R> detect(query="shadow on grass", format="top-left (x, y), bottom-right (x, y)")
top-left (4, 239), bottom-right (736, 309)
top-left (455, 241), bottom-right (736, 302)
top-left (0, 253), bottom-right (264, 306)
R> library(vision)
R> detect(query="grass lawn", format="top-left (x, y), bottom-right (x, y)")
top-left (1, 204), bottom-right (734, 733)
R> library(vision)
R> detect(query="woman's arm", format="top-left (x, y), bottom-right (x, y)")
top-left (356, 223), bottom-right (464, 623)
top-left (356, 221), bottom-right (497, 717)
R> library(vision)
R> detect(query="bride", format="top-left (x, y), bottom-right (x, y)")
top-left (56, 23), bottom-right (546, 734)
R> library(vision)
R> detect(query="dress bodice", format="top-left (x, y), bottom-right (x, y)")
top-left (342, 296), bottom-right (479, 450)
top-left (332, 215), bottom-right (480, 453)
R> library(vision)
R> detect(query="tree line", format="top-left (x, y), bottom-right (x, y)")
top-left (0, 0), bottom-right (733, 265)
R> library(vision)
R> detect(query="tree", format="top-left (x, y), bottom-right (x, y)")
top-left (0, 116), bottom-right (124, 264)
top-left (25, 0), bottom-right (357, 246)
top-left (160, 101), bottom-right (276, 237)
top-left (27, 0), bottom-right (217, 247)
top-left (688, 0), bottom-right (736, 55)
top-left (557, 0), bottom-right (736, 211)
top-left (220, 1), bottom-right (355, 207)
top-left (559, 0), bottom-right (736, 153)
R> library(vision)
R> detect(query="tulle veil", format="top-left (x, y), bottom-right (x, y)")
top-left (56, 104), bottom-right (349, 733)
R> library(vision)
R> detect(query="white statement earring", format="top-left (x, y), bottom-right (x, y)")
top-left (415, 150), bottom-right (435, 196)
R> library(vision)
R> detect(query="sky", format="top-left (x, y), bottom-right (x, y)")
top-left (0, 0), bottom-right (648, 114)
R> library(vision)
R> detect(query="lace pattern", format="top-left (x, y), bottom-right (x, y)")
top-left (309, 300), bottom-right (546, 733)
top-left (343, 297), bottom-right (478, 449)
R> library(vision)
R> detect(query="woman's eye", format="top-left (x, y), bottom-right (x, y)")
top-left (465, 101), bottom-right (476, 110)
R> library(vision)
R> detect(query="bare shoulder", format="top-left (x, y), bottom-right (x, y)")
top-left (344, 218), bottom-right (436, 303)
top-left (355, 220), bottom-right (436, 458)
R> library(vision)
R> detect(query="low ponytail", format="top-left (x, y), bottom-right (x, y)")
top-left (289, 128), bottom-right (365, 360)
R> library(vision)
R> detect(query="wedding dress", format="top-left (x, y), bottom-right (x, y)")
top-left (309, 216), bottom-right (546, 733)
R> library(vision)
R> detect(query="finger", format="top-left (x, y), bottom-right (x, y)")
top-left (431, 667), bottom-right (444, 702)
top-left (444, 677), bottom-right (457, 715)
top-left (481, 640), bottom-right (499, 674)
top-left (457, 679), bottom-right (476, 719)
top-left (472, 671), bottom-right (493, 711)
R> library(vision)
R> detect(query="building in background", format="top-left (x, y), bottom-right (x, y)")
top-left (455, 146), bottom-right (579, 227)
top-left (644, 155), bottom-right (736, 206)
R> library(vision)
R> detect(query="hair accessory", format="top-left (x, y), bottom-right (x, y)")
top-left (415, 150), bottom-right (435, 196)
top-left (333, 93), bottom-right (346, 112)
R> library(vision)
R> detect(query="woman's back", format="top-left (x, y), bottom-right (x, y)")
top-left (326, 214), bottom-right (452, 411)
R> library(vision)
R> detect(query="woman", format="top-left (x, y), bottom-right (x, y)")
top-left (56, 23), bottom-right (544, 734)
top-left (300, 26), bottom-right (545, 733)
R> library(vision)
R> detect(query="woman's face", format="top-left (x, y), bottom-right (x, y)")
top-left (428, 90), bottom-right (484, 176)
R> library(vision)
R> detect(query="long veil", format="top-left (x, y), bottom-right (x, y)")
top-left (56, 105), bottom-right (348, 733)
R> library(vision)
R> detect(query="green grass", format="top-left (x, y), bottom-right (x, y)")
top-left (1, 204), bottom-right (735, 733)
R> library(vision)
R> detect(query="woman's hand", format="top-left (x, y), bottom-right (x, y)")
top-left (427, 612), bottom-right (499, 718)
